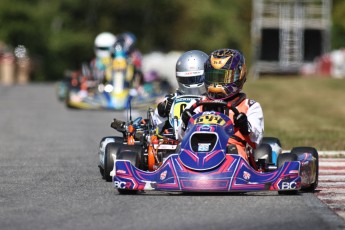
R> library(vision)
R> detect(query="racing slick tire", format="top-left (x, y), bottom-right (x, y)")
top-left (116, 145), bottom-right (143, 195)
top-left (253, 143), bottom-right (273, 164)
top-left (99, 136), bottom-right (123, 180)
top-left (104, 142), bottom-right (123, 182)
top-left (116, 145), bottom-right (142, 167)
top-left (277, 153), bottom-right (299, 195)
top-left (291, 147), bottom-right (319, 192)
top-left (65, 87), bottom-right (78, 109)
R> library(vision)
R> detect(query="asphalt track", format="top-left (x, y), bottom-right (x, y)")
top-left (0, 84), bottom-right (345, 230)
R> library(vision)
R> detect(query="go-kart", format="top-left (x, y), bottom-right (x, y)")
top-left (98, 94), bottom-right (203, 181)
top-left (65, 41), bottom-right (143, 110)
top-left (65, 55), bottom-right (130, 110)
top-left (108, 100), bottom-right (318, 195)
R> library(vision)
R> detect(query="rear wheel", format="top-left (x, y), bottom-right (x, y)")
top-left (277, 152), bottom-right (298, 168)
top-left (253, 143), bottom-right (272, 164)
top-left (291, 147), bottom-right (319, 192)
top-left (117, 145), bottom-right (142, 167)
top-left (277, 153), bottom-right (299, 195)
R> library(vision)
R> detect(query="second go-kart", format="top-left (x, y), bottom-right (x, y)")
top-left (98, 94), bottom-right (203, 181)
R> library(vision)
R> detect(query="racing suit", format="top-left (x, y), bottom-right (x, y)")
top-left (152, 90), bottom-right (206, 135)
top-left (177, 93), bottom-right (264, 162)
top-left (152, 91), bottom-right (183, 134)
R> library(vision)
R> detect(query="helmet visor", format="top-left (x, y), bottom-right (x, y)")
top-left (96, 46), bottom-right (112, 51)
top-left (177, 75), bottom-right (205, 85)
top-left (204, 69), bottom-right (241, 85)
top-left (176, 72), bottom-right (205, 85)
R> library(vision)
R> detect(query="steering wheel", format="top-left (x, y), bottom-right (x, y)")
top-left (180, 100), bottom-right (240, 130)
top-left (190, 100), bottom-right (239, 116)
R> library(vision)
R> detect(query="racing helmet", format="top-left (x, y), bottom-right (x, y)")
top-left (94, 32), bottom-right (116, 58)
top-left (204, 48), bottom-right (247, 100)
top-left (113, 36), bottom-right (126, 58)
top-left (176, 50), bottom-right (208, 95)
top-left (121, 32), bottom-right (137, 53)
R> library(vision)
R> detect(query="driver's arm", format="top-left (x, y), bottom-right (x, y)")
top-left (246, 102), bottom-right (264, 147)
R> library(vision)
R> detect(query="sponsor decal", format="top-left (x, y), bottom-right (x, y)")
top-left (281, 181), bottom-right (298, 190)
top-left (160, 170), bottom-right (168, 180)
top-left (198, 143), bottom-right (211, 152)
top-left (114, 181), bottom-right (127, 189)
top-left (199, 126), bottom-right (212, 132)
top-left (116, 169), bottom-right (126, 174)
top-left (243, 171), bottom-right (251, 180)
top-left (288, 170), bottom-right (299, 174)
top-left (175, 98), bottom-right (193, 102)
top-left (176, 70), bottom-right (204, 77)
top-left (154, 144), bottom-right (177, 150)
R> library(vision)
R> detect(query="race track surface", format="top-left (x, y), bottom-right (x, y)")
top-left (0, 84), bottom-right (344, 230)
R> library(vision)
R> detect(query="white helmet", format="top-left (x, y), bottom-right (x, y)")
top-left (176, 50), bottom-right (208, 95)
top-left (94, 32), bottom-right (116, 58)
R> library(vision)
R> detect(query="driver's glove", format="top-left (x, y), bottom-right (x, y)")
top-left (181, 109), bottom-right (194, 131)
top-left (234, 112), bottom-right (251, 136)
top-left (157, 96), bottom-right (173, 117)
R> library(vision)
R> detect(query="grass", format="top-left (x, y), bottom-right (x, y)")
top-left (244, 76), bottom-right (345, 151)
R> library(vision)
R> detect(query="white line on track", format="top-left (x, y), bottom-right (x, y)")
top-left (319, 175), bottom-right (345, 180)
top-left (317, 158), bottom-right (345, 220)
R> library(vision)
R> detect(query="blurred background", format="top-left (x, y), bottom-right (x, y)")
top-left (1, 0), bottom-right (345, 150)
top-left (1, 0), bottom-right (344, 84)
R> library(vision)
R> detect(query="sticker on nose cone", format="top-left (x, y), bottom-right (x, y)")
top-left (198, 143), bottom-right (211, 152)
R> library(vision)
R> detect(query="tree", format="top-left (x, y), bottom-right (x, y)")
top-left (6, 0), bottom-right (330, 81)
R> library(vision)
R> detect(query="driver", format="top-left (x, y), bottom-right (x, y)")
top-left (152, 50), bottom-right (208, 135)
top-left (178, 48), bottom-right (264, 163)
top-left (90, 32), bottom-right (117, 83)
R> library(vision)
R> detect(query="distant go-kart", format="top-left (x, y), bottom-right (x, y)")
top-left (65, 51), bottom-right (131, 110)
top-left (100, 100), bottom-right (318, 195)
top-left (98, 94), bottom-right (202, 179)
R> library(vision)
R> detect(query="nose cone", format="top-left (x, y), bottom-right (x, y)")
top-left (179, 145), bottom-right (226, 171)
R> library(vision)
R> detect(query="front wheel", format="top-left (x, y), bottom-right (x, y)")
top-left (116, 145), bottom-right (142, 195)
top-left (291, 147), bottom-right (319, 192)
top-left (104, 142), bottom-right (122, 182)
top-left (99, 136), bottom-right (123, 179)
top-left (277, 153), bottom-right (299, 195)
top-left (253, 143), bottom-right (273, 164)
